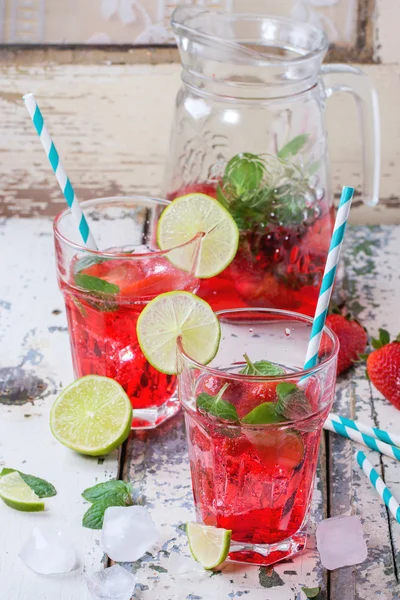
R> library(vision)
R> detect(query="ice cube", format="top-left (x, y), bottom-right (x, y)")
top-left (316, 515), bottom-right (368, 570)
top-left (19, 526), bottom-right (76, 575)
top-left (167, 551), bottom-right (205, 576)
top-left (87, 564), bottom-right (137, 600)
top-left (102, 505), bottom-right (159, 562)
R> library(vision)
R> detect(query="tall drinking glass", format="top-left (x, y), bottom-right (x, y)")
top-left (54, 196), bottom-right (201, 429)
top-left (178, 308), bottom-right (338, 565)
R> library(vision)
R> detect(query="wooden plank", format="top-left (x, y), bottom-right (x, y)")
top-left (0, 61), bottom-right (398, 224)
top-left (123, 416), bottom-right (326, 599)
top-left (329, 226), bottom-right (400, 600)
top-left (0, 217), bottom-right (120, 599)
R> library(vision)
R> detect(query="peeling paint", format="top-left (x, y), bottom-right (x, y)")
top-left (0, 366), bottom-right (48, 405)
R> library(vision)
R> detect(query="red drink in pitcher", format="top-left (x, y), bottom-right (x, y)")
top-left (168, 153), bottom-right (335, 317)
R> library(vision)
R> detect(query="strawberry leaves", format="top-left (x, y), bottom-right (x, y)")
top-left (372, 328), bottom-right (391, 349)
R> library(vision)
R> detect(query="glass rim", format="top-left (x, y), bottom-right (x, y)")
top-left (171, 7), bottom-right (329, 66)
top-left (177, 307), bottom-right (339, 382)
top-left (53, 195), bottom-right (204, 258)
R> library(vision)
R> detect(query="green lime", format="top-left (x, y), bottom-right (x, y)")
top-left (157, 193), bottom-right (239, 278)
top-left (0, 472), bottom-right (44, 512)
top-left (137, 291), bottom-right (220, 375)
top-left (50, 375), bottom-right (132, 456)
top-left (187, 522), bottom-right (232, 569)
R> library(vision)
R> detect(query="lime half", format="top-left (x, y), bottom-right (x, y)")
top-left (157, 193), bottom-right (239, 278)
top-left (137, 291), bottom-right (220, 375)
top-left (0, 472), bottom-right (44, 512)
top-left (50, 376), bottom-right (132, 456)
top-left (187, 522), bottom-right (232, 569)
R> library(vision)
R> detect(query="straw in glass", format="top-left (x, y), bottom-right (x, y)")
top-left (325, 416), bottom-right (400, 462)
top-left (23, 92), bottom-right (97, 250)
top-left (356, 451), bottom-right (400, 523)
top-left (303, 186), bottom-right (354, 370)
top-left (328, 414), bottom-right (400, 448)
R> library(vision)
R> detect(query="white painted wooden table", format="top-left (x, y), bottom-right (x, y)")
top-left (1, 219), bottom-right (400, 599)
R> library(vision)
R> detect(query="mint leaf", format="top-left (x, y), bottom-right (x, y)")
top-left (82, 495), bottom-right (126, 529)
top-left (277, 134), bottom-right (309, 160)
top-left (82, 480), bottom-right (132, 504)
top-left (276, 383), bottom-right (311, 420)
top-left (74, 273), bottom-right (119, 295)
top-left (302, 587), bottom-right (322, 599)
top-left (240, 354), bottom-right (285, 377)
top-left (224, 153), bottom-right (265, 196)
top-left (241, 402), bottom-right (283, 425)
top-left (196, 383), bottom-right (238, 422)
top-left (0, 468), bottom-right (56, 498)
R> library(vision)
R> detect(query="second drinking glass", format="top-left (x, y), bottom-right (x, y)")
top-left (54, 196), bottom-right (202, 429)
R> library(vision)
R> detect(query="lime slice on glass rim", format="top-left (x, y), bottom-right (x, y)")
top-left (137, 291), bottom-right (220, 375)
top-left (157, 193), bottom-right (239, 278)
top-left (0, 472), bottom-right (44, 512)
top-left (50, 375), bottom-right (132, 456)
top-left (187, 522), bottom-right (232, 569)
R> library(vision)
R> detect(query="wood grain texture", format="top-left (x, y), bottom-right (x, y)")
top-left (0, 218), bottom-right (120, 600)
top-left (0, 61), bottom-right (399, 224)
top-left (329, 226), bottom-right (400, 599)
top-left (0, 217), bottom-right (399, 597)
top-left (123, 417), bottom-right (326, 599)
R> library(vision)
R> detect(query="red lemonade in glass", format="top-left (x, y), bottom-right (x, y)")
top-left (54, 196), bottom-right (200, 429)
top-left (178, 309), bottom-right (338, 565)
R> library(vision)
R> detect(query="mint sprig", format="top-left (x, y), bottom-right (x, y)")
top-left (82, 480), bottom-right (133, 529)
top-left (196, 383), bottom-right (239, 422)
top-left (216, 135), bottom-right (316, 231)
top-left (0, 468), bottom-right (56, 498)
top-left (240, 354), bottom-right (285, 377)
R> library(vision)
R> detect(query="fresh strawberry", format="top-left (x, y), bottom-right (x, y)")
top-left (325, 313), bottom-right (367, 375)
top-left (367, 329), bottom-right (400, 409)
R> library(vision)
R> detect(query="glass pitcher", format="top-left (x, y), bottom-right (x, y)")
top-left (163, 7), bottom-right (380, 317)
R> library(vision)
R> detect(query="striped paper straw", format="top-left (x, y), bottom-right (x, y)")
top-left (23, 93), bottom-right (97, 250)
top-left (304, 186), bottom-right (354, 370)
top-left (324, 415), bottom-right (400, 462)
top-left (356, 451), bottom-right (400, 523)
top-left (328, 413), bottom-right (400, 448)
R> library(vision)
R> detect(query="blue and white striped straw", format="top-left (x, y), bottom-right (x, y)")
top-left (328, 414), bottom-right (400, 449)
top-left (304, 186), bottom-right (355, 370)
top-left (23, 93), bottom-right (97, 250)
top-left (325, 416), bottom-right (400, 462)
top-left (356, 451), bottom-right (400, 523)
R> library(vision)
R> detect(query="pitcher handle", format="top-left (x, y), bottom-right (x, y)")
top-left (321, 64), bottom-right (380, 207)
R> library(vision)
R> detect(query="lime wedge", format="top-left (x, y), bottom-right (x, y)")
top-left (0, 472), bottom-right (44, 512)
top-left (50, 376), bottom-right (132, 456)
top-left (187, 522), bottom-right (232, 569)
top-left (157, 193), bottom-right (239, 278)
top-left (137, 291), bottom-right (220, 375)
